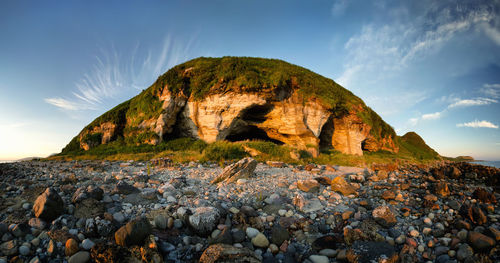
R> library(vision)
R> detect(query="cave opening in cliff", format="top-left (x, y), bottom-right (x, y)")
top-left (225, 125), bottom-right (284, 145)
top-left (240, 104), bottom-right (274, 123)
top-left (319, 117), bottom-right (334, 150)
top-left (361, 139), bottom-right (368, 151)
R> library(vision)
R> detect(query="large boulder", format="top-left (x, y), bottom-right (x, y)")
top-left (114, 217), bottom-right (152, 247)
top-left (33, 187), bottom-right (64, 222)
top-left (331, 176), bottom-right (358, 196)
top-left (468, 231), bottom-right (496, 252)
top-left (211, 157), bottom-right (257, 184)
top-left (372, 206), bottom-right (397, 228)
top-left (199, 244), bottom-right (260, 263)
top-left (112, 181), bottom-right (140, 195)
top-left (72, 185), bottom-right (104, 203)
top-left (297, 179), bottom-right (320, 193)
top-left (189, 206), bottom-right (221, 235)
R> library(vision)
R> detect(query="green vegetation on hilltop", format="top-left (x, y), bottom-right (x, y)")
top-left (155, 56), bottom-right (361, 110)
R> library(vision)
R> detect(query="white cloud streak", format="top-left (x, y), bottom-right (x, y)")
top-left (448, 98), bottom-right (498, 108)
top-left (44, 98), bottom-right (89, 111)
top-left (409, 94), bottom-right (498, 126)
top-left (45, 35), bottom-right (194, 111)
top-left (457, 120), bottom-right (499, 129)
top-left (421, 112), bottom-right (442, 120)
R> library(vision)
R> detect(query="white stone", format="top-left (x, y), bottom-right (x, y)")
top-left (319, 248), bottom-right (337, 257)
top-left (81, 239), bottom-right (95, 250)
top-left (246, 227), bottom-right (259, 239)
top-left (309, 255), bottom-right (329, 263)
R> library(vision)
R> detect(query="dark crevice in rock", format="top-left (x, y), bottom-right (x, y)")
top-left (226, 125), bottom-right (284, 145)
top-left (319, 115), bottom-right (334, 150)
top-left (239, 104), bottom-right (274, 124)
top-left (361, 139), bottom-right (368, 151)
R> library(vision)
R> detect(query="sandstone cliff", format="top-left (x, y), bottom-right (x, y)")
top-left (63, 57), bottom-right (408, 156)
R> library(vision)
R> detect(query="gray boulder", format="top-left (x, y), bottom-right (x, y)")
top-left (33, 188), bottom-right (64, 222)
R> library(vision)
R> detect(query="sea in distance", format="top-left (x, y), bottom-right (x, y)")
top-left (471, 160), bottom-right (500, 169)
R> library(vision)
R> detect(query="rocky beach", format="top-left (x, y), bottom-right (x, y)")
top-left (0, 158), bottom-right (498, 263)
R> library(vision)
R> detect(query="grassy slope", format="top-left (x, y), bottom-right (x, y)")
top-left (51, 137), bottom-right (440, 168)
top-left (398, 132), bottom-right (440, 160)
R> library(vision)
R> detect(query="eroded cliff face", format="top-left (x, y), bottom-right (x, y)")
top-left (77, 85), bottom-right (398, 155)
top-left (329, 113), bottom-right (371, 156)
top-left (143, 88), bottom-right (397, 156)
top-left (79, 122), bottom-right (118, 151)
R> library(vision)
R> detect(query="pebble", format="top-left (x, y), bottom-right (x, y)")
top-left (154, 215), bottom-right (167, 230)
top-left (246, 227), bottom-right (259, 239)
top-left (251, 233), bottom-right (269, 248)
top-left (319, 248), bottom-right (337, 257)
top-left (68, 251), bottom-right (90, 263)
top-left (81, 239), bottom-right (95, 250)
top-left (113, 212), bottom-right (125, 223)
top-left (309, 255), bottom-right (329, 263)
top-left (19, 245), bottom-right (30, 256)
top-left (409, 230), bottom-right (420, 237)
top-left (395, 235), bottom-right (406, 244)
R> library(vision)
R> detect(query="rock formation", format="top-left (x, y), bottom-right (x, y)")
top-left (62, 57), bottom-right (424, 156)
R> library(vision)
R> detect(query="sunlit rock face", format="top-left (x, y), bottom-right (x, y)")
top-left (67, 57), bottom-right (400, 156)
top-left (148, 89), bottom-right (397, 156)
top-left (75, 87), bottom-right (398, 155)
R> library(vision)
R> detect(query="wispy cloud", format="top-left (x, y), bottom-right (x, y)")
top-left (481, 83), bottom-right (500, 98)
top-left (44, 98), bottom-right (91, 111)
top-left (421, 112), bottom-right (442, 120)
top-left (45, 35), bottom-right (195, 111)
top-left (337, 1), bottom-right (498, 88)
top-left (448, 98), bottom-right (498, 108)
top-left (457, 120), bottom-right (499, 129)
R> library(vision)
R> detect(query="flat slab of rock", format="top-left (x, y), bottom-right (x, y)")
top-left (211, 157), bottom-right (257, 184)
top-left (297, 179), bottom-right (320, 192)
top-left (199, 244), bottom-right (260, 263)
top-left (294, 194), bottom-right (324, 213)
top-left (331, 176), bottom-right (357, 196)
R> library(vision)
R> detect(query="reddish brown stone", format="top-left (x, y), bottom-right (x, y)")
top-left (381, 190), bottom-right (396, 200)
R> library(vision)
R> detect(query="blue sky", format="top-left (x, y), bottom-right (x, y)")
top-left (1, 0), bottom-right (499, 160)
